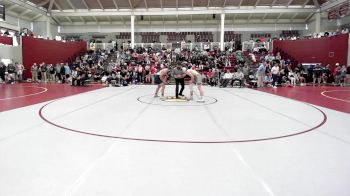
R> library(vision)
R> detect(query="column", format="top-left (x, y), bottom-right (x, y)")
top-left (131, 15), bottom-right (135, 49)
top-left (220, 13), bottom-right (225, 51)
top-left (315, 12), bottom-right (321, 34)
top-left (46, 17), bottom-right (52, 39)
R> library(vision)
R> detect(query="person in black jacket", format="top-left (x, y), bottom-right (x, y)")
top-left (0, 62), bottom-right (6, 83)
top-left (60, 64), bottom-right (66, 84)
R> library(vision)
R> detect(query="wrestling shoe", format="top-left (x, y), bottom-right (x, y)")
top-left (197, 98), bottom-right (205, 103)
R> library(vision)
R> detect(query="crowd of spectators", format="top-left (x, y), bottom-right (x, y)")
top-left (279, 27), bottom-right (349, 41)
top-left (0, 41), bottom-right (348, 88)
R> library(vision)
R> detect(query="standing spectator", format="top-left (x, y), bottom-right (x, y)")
top-left (40, 63), bottom-right (47, 83)
top-left (322, 64), bottom-right (331, 84)
top-left (16, 62), bottom-right (25, 82)
top-left (31, 63), bottom-right (38, 82)
top-left (48, 64), bottom-right (56, 83)
top-left (60, 63), bottom-right (66, 83)
top-left (242, 64), bottom-right (250, 84)
top-left (64, 63), bottom-right (71, 83)
top-left (257, 61), bottom-right (266, 88)
top-left (334, 64), bottom-right (342, 85)
top-left (55, 63), bottom-right (62, 83)
top-left (271, 63), bottom-right (280, 88)
top-left (313, 64), bottom-right (322, 85)
top-left (0, 62), bottom-right (6, 83)
top-left (340, 65), bottom-right (347, 87)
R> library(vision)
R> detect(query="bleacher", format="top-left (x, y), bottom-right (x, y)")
top-left (224, 31), bottom-right (241, 42)
top-left (116, 32), bottom-right (131, 40)
top-left (166, 32), bottom-right (187, 42)
top-left (280, 30), bottom-right (299, 39)
top-left (193, 32), bottom-right (213, 42)
top-left (140, 32), bottom-right (160, 43)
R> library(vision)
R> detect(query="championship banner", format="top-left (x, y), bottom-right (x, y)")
top-left (339, 3), bottom-right (349, 17)
top-left (328, 9), bottom-right (337, 21)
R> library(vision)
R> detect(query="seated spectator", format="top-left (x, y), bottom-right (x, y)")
top-left (71, 68), bottom-right (79, 86)
top-left (206, 69), bottom-right (214, 86)
top-left (288, 70), bottom-right (297, 86)
top-left (264, 73), bottom-right (273, 87)
top-left (4, 72), bottom-right (15, 84)
top-left (220, 70), bottom-right (233, 88)
top-left (107, 72), bottom-right (122, 87)
top-left (7, 63), bottom-right (16, 82)
top-left (232, 69), bottom-right (244, 88)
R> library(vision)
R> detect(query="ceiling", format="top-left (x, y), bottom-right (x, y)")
top-left (0, 0), bottom-right (346, 25)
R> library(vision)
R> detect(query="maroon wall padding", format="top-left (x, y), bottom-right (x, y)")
top-left (0, 36), bottom-right (13, 45)
top-left (22, 37), bottom-right (87, 79)
top-left (273, 34), bottom-right (349, 69)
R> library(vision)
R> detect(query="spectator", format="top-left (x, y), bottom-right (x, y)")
top-left (271, 63), bottom-right (280, 88)
top-left (0, 62), bottom-right (6, 83)
top-left (313, 64), bottom-right (322, 85)
top-left (220, 70), bottom-right (233, 88)
top-left (257, 61), bottom-right (266, 88)
top-left (7, 63), bottom-right (16, 83)
top-left (4, 72), bottom-right (15, 84)
top-left (48, 64), bottom-right (56, 83)
top-left (31, 63), bottom-right (38, 82)
top-left (334, 64), bottom-right (342, 85)
top-left (16, 62), bottom-right (25, 82)
top-left (340, 65), bottom-right (347, 87)
top-left (39, 63), bottom-right (47, 83)
top-left (232, 69), bottom-right (244, 88)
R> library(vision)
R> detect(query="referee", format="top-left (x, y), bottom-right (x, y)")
top-left (172, 63), bottom-right (186, 99)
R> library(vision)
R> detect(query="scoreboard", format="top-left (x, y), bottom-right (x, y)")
top-left (0, 5), bottom-right (4, 21)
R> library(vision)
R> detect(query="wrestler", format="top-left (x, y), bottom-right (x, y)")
top-left (154, 65), bottom-right (169, 97)
top-left (186, 67), bottom-right (205, 102)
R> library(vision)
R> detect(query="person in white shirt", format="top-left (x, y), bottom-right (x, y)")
top-left (271, 64), bottom-right (280, 88)
top-left (288, 70), bottom-right (297, 86)
top-left (220, 70), bottom-right (233, 88)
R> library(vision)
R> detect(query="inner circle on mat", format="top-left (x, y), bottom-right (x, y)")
top-left (137, 94), bottom-right (217, 106)
top-left (39, 88), bottom-right (326, 143)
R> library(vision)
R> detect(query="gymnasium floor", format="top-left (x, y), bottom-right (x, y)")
top-left (0, 84), bottom-right (350, 196)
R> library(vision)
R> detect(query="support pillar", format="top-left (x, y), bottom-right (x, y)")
top-left (131, 15), bottom-right (135, 49)
top-left (220, 13), bottom-right (225, 51)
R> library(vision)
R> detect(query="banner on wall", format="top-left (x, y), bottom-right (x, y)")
top-left (339, 3), bottom-right (349, 17)
top-left (328, 3), bottom-right (349, 20)
top-left (328, 10), bottom-right (338, 21)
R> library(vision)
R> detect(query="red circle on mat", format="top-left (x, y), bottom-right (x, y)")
top-left (39, 99), bottom-right (327, 144)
